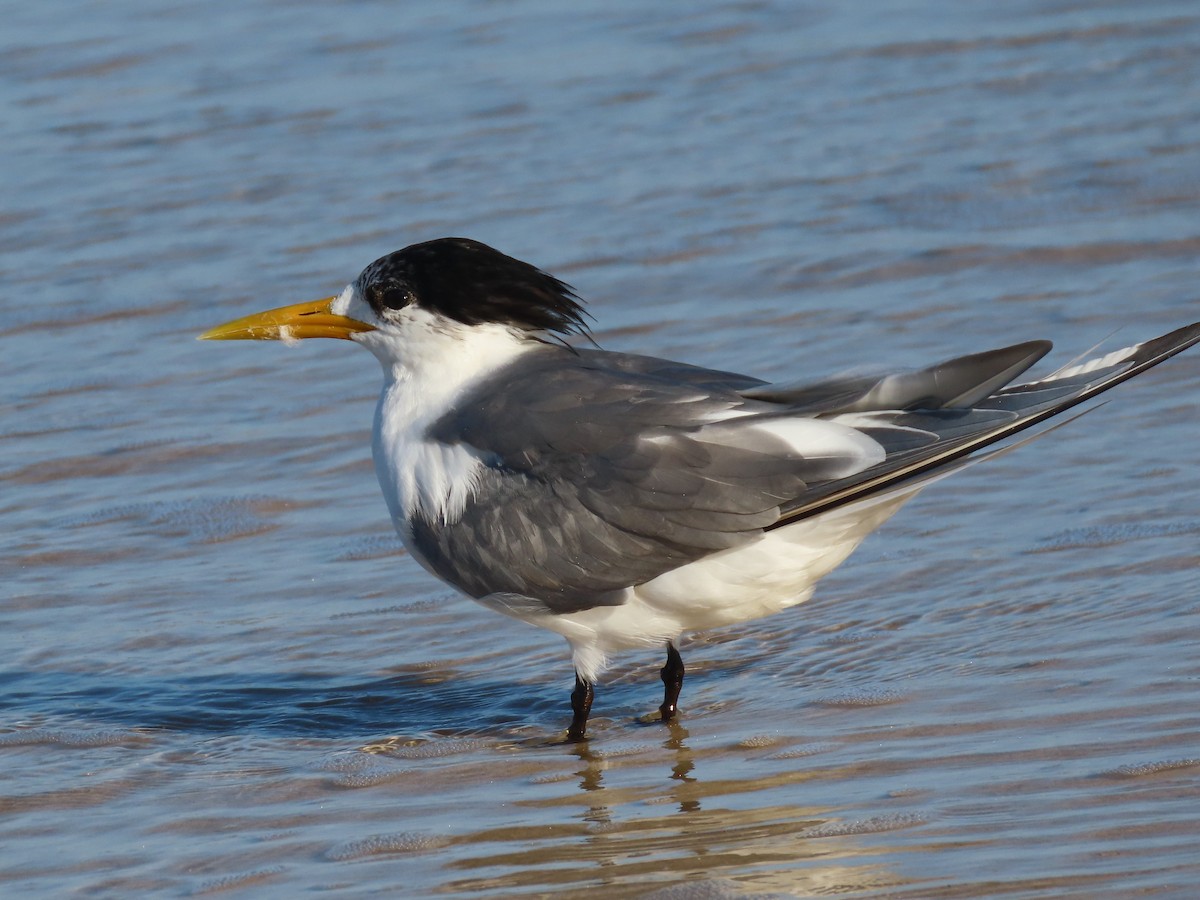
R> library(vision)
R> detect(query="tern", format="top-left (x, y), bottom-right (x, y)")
top-left (200, 237), bottom-right (1199, 739)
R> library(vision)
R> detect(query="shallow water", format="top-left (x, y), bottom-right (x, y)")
top-left (3, 1), bottom-right (1200, 896)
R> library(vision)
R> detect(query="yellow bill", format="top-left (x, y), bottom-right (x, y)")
top-left (198, 296), bottom-right (374, 341)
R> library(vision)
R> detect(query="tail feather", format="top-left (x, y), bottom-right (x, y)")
top-left (771, 322), bottom-right (1200, 528)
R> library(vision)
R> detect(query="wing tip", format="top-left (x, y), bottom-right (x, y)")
top-left (775, 319), bottom-right (1200, 527)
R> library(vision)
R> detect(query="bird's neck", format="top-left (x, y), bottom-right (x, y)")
top-left (369, 319), bottom-right (537, 530)
top-left (373, 317), bottom-right (535, 418)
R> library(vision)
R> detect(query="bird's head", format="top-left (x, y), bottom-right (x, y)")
top-left (198, 237), bottom-right (590, 350)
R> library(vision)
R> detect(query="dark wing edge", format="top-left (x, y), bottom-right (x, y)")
top-left (771, 321), bottom-right (1200, 528)
top-left (742, 340), bottom-right (1052, 413)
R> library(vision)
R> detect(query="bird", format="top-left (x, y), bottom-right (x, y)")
top-left (200, 237), bottom-right (1200, 740)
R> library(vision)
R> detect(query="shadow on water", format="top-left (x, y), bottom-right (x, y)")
top-left (0, 668), bottom-right (609, 740)
top-left (0, 638), bottom-right (774, 742)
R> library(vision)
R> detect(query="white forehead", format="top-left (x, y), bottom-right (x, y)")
top-left (330, 282), bottom-right (364, 319)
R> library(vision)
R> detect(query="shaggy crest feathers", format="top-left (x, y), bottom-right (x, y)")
top-left (356, 237), bottom-right (591, 337)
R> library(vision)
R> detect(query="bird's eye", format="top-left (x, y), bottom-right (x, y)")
top-left (372, 284), bottom-right (413, 311)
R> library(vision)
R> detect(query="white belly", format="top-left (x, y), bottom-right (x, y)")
top-left (509, 485), bottom-right (923, 682)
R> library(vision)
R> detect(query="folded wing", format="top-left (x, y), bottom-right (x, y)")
top-left (417, 349), bottom-right (880, 609)
top-left (779, 322), bottom-right (1200, 525)
top-left (415, 323), bottom-right (1200, 611)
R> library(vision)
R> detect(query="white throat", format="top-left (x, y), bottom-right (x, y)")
top-left (353, 299), bottom-right (535, 535)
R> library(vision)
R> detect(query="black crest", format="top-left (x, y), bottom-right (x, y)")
top-left (356, 238), bottom-right (591, 337)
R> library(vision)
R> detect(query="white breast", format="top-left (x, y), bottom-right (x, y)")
top-left (356, 303), bottom-right (535, 535)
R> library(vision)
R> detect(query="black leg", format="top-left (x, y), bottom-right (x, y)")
top-left (568, 672), bottom-right (594, 741)
top-left (659, 642), bottom-right (685, 722)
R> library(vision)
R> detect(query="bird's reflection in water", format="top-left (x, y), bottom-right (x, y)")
top-left (566, 720), bottom-right (701, 823)
top-left (422, 718), bottom-right (915, 897)
top-left (663, 722), bottom-right (701, 812)
top-left (568, 739), bottom-right (604, 798)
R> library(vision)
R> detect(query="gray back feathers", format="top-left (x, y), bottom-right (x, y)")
top-left (411, 324), bottom-right (1200, 613)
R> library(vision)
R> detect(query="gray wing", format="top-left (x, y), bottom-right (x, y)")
top-left (778, 322), bottom-right (1200, 525)
top-left (562, 341), bottom-right (1052, 410)
top-left (741, 341), bottom-right (1052, 413)
top-left (413, 323), bottom-right (1200, 612)
top-left (413, 348), bottom-right (880, 610)
top-left (571, 346), bottom-right (766, 393)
